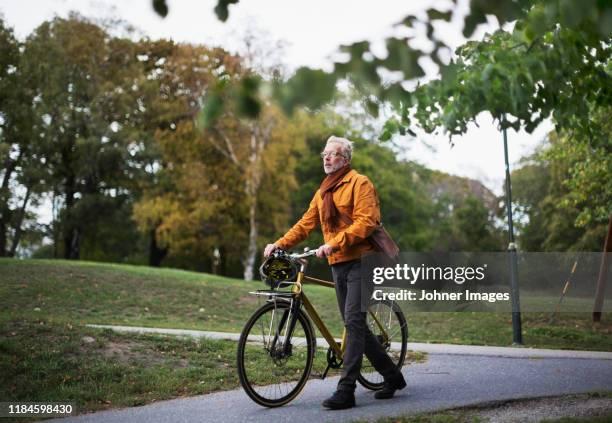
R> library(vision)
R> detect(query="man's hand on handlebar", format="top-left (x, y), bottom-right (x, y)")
top-left (315, 244), bottom-right (333, 258)
top-left (264, 242), bottom-right (332, 259)
top-left (263, 243), bottom-right (279, 258)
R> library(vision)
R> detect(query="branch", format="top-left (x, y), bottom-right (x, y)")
top-left (205, 128), bottom-right (234, 163)
top-left (217, 127), bottom-right (241, 167)
top-left (526, 35), bottom-right (543, 54)
top-left (208, 127), bottom-right (243, 171)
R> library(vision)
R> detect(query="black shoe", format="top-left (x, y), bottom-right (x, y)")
top-left (374, 374), bottom-right (407, 399)
top-left (322, 390), bottom-right (356, 410)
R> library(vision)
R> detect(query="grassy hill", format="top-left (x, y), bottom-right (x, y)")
top-left (1, 259), bottom-right (610, 416)
top-left (2, 258), bottom-right (611, 349)
top-left (0, 259), bottom-right (345, 416)
top-left (0, 258), bottom-right (343, 333)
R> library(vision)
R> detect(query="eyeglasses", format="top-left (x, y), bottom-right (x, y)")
top-left (320, 151), bottom-right (345, 159)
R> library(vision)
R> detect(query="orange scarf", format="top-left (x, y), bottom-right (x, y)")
top-left (319, 164), bottom-right (351, 231)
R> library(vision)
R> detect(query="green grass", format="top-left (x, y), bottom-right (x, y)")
top-left (0, 258), bottom-right (348, 339)
top-left (0, 318), bottom-right (425, 418)
top-left (0, 320), bottom-right (241, 419)
top-left (1, 258), bottom-right (611, 350)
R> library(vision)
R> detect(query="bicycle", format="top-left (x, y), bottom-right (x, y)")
top-left (236, 248), bottom-right (408, 407)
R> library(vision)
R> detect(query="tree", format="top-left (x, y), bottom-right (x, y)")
top-left (542, 109), bottom-right (612, 229)
top-left (132, 42), bottom-right (242, 269)
top-left (0, 18), bottom-right (24, 256)
top-left (133, 119), bottom-right (248, 272)
top-left (510, 157), bottom-right (551, 251)
top-left (134, 106), bottom-right (300, 277)
top-left (197, 101), bottom-right (300, 280)
top-left (131, 43), bottom-right (301, 277)
top-left (511, 129), bottom-right (609, 252)
top-left (21, 15), bottom-right (157, 259)
top-left (450, 196), bottom-right (503, 251)
top-left (0, 18), bottom-right (44, 257)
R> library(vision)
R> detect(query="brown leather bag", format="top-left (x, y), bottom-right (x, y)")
top-left (338, 213), bottom-right (400, 261)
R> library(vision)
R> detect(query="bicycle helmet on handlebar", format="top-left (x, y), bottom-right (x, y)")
top-left (259, 250), bottom-right (298, 289)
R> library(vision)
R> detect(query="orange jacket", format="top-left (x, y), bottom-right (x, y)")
top-left (275, 169), bottom-right (379, 265)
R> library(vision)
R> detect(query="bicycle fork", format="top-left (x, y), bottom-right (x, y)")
top-left (270, 299), bottom-right (301, 357)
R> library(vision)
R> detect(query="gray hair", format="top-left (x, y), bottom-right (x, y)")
top-left (326, 136), bottom-right (353, 160)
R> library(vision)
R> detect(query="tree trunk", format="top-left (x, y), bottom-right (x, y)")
top-left (66, 228), bottom-right (81, 260)
top-left (218, 245), bottom-right (227, 276)
top-left (63, 179), bottom-right (80, 260)
top-left (0, 218), bottom-right (6, 257)
top-left (52, 190), bottom-right (60, 259)
top-left (241, 130), bottom-right (264, 281)
top-left (0, 149), bottom-right (22, 257)
top-left (148, 228), bottom-right (167, 267)
top-left (593, 214), bottom-right (612, 322)
top-left (8, 187), bottom-right (31, 257)
top-left (243, 197), bottom-right (258, 280)
top-left (212, 246), bottom-right (221, 275)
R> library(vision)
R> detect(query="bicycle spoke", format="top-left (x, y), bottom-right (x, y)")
top-left (238, 301), bottom-right (314, 406)
top-left (359, 300), bottom-right (408, 390)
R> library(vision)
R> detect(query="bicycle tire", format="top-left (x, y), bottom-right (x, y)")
top-left (237, 300), bottom-right (315, 407)
top-left (357, 299), bottom-right (408, 390)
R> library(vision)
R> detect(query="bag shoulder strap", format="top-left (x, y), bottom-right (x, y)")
top-left (336, 210), bottom-right (382, 227)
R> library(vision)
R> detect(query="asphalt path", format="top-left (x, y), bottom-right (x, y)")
top-left (50, 352), bottom-right (612, 423)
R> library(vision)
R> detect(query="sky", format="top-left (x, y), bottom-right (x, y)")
top-left (0, 0), bottom-right (553, 195)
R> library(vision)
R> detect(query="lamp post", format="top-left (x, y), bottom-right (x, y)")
top-left (502, 115), bottom-right (523, 345)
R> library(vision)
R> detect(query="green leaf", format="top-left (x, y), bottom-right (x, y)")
top-left (273, 68), bottom-right (337, 114)
top-left (197, 93), bottom-right (223, 129)
top-left (383, 83), bottom-right (410, 109)
top-left (214, 0), bottom-right (239, 22)
top-left (525, 6), bottom-right (549, 41)
top-left (427, 9), bottom-right (452, 21)
top-left (398, 15), bottom-right (417, 27)
top-left (152, 0), bottom-right (168, 18)
top-left (482, 63), bottom-right (495, 82)
top-left (197, 81), bottom-right (227, 128)
top-left (382, 118), bottom-right (400, 137)
top-left (235, 75), bottom-right (261, 118)
top-left (365, 98), bottom-right (379, 117)
top-left (463, 8), bottom-right (487, 37)
top-left (383, 38), bottom-right (425, 78)
top-left (379, 130), bottom-right (392, 141)
top-left (339, 41), bottom-right (371, 58)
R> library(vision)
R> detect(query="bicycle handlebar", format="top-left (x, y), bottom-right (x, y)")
top-left (288, 249), bottom-right (317, 259)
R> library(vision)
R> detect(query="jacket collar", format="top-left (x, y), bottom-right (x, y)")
top-left (339, 169), bottom-right (357, 185)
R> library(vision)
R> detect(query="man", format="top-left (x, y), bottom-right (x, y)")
top-left (264, 135), bottom-right (406, 410)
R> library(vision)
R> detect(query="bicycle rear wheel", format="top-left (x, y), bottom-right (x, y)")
top-left (357, 299), bottom-right (408, 390)
top-left (237, 299), bottom-right (315, 407)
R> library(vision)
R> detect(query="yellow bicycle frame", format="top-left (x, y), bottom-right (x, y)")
top-left (291, 271), bottom-right (391, 360)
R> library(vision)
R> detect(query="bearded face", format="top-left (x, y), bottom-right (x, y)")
top-left (322, 143), bottom-right (349, 174)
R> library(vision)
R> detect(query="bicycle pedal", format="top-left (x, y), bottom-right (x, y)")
top-left (318, 364), bottom-right (332, 380)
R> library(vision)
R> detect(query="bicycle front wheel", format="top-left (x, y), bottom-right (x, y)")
top-left (357, 299), bottom-right (408, 390)
top-left (237, 299), bottom-right (315, 407)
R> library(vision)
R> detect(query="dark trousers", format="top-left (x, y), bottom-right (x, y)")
top-left (332, 259), bottom-right (401, 392)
